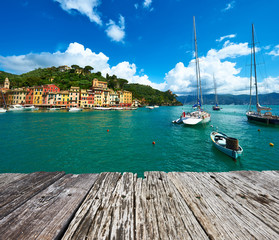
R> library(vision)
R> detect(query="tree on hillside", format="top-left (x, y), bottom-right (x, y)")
top-left (71, 65), bottom-right (80, 70)
top-left (84, 66), bottom-right (94, 74)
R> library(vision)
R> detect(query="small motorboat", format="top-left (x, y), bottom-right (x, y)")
top-left (0, 108), bottom-right (7, 113)
top-left (68, 107), bottom-right (83, 112)
top-left (210, 131), bottom-right (243, 159)
top-left (24, 106), bottom-right (39, 111)
top-left (8, 104), bottom-right (25, 111)
top-left (47, 107), bottom-right (61, 111)
top-left (93, 107), bottom-right (111, 110)
top-left (212, 105), bottom-right (221, 111)
top-left (146, 106), bottom-right (155, 109)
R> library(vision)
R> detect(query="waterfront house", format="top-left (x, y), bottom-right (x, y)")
top-left (123, 90), bottom-right (132, 107)
top-left (42, 84), bottom-right (60, 106)
top-left (56, 91), bottom-right (69, 107)
top-left (103, 89), bottom-right (111, 107)
top-left (33, 86), bottom-right (43, 105)
top-left (69, 86), bottom-right (80, 107)
top-left (118, 91), bottom-right (124, 106)
top-left (79, 89), bottom-right (88, 108)
top-left (6, 88), bottom-right (28, 105)
top-left (87, 90), bottom-right (94, 108)
top-left (92, 89), bottom-right (103, 106)
top-left (47, 92), bottom-right (56, 106)
top-left (91, 78), bottom-right (108, 107)
top-left (109, 90), bottom-right (120, 107)
top-left (25, 87), bottom-right (34, 105)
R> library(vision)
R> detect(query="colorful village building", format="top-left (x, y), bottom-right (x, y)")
top-left (91, 78), bottom-right (108, 107)
top-left (42, 84), bottom-right (60, 106)
top-left (33, 86), bottom-right (43, 105)
top-left (56, 91), bottom-right (69, 107)
top-left (109, 90), bottom-right (119, 107)
top-left (6, 88), bottom-right (28, 105)
top-left (25, 87), bottom-right (34, 105)
top-left (87, 90), bottom-right (94, 108)
top-left (79, 89), bottom-right (88, 108)
top-left (123, 90), bottom-right (132, 107)
top-left (69, 86), bottom-right (80, 107)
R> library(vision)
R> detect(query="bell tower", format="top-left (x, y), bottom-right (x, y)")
top-left (4, 78), bottom-right (10, 89)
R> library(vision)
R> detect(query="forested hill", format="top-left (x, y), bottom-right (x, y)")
top-left (177, 93), bottom-right (279, 105)
top-left (0, 66), bottom-right (181, 106)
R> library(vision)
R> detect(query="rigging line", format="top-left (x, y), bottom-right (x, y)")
top-left (193, 16), bottom-right (202, 106)
top-left (249, 27), bottom-right (253, 111)
top-left (252, 24), bottom-right (259, 105)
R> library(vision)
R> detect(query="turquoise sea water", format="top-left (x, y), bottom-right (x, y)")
top-left (0, 105), bottom-right (278, 177)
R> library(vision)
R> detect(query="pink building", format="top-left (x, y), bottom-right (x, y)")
top-left (69, 87), bottom-right (80, 107)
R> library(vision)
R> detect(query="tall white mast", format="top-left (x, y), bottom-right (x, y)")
top-left (193, 16), bottom-right (202, 106)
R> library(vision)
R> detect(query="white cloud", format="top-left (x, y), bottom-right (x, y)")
top-left (0, 43), bottom-right (109, 74)
top-left (108, 61), bottom-right (167, 90)
top-left (105, 15), bottom-right (125, 42)
top-left (216, 34), bottom-right (236, 42)
top-left (222, 1), bottom-right (235, 12)
top-left (54, 0), bottom-right (102, 25)
top-left (267, 45), bottom-right (279, 57)
top-left (207, 40), bottom-right (251, 59)
top-left (258, 76), bottom-right (279, 93)
top-left (0, 42), bottom-right (167, 90)
top-left (143, 0), bottom-right (152, 8)
top-left (163, 40), bottom-right (279, 95)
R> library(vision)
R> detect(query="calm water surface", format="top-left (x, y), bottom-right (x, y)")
top-left (0, 105), bottom-right (278, 176)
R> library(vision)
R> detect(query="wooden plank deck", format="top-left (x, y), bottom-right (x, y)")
top-left (0, 171), bottom-right (278, 239)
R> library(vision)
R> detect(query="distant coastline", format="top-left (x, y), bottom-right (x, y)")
top-left (177, 93), bottom-right (279, 105)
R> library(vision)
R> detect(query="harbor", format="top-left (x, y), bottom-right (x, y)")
top-left (0, 170), bottom-right (278, 239)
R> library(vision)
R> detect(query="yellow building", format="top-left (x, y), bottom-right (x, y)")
top-left (33, 86), bottom-right (43, 105)
top-left (117, 91), bottom-right (124, 105)
top-left (79, 89), bottom-right (88, 108)
top-left (6, 88), bottom-right (28, 105)
top-left (117, 90), bottom-right (132, 107)
top-left (123, 90), bottom-right (132, 104)
top-left (103, 89), bottom-right (110, 106)
top-left (93, 89), bottom-right (103, 106)
top-left (92, 78), bottom-right (108, 89)
top-left (57, 91), bottom-right (69, 106)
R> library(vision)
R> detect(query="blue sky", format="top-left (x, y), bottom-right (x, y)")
top-left (1, 0), bottom-right (279, 95)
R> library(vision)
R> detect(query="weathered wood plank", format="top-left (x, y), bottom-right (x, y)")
top-left (168, 172), bottom-right (279, 239)
top-left (0, 174), bottom-right (98, 240)
top-left (0, 171), bottom-right (65, 219)
top-left (137, 172), bottom-right (209, 240)
top-left (62, 172), bottom-right (122, 240)
top-left (226, 171), bottom-right (279, 198)
top-left (207, 171), bottom-right (279, 233)
top-left (134, 173), bottom-right (161, 240)
top-left (0, 173), bottom-right (27, 187)
top-left (108, 172), bottom-right (136, 240)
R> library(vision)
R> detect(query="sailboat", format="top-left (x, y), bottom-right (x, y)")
top-left (212, 75), bottom-right (221, 111)
top-left (246, 24), bottom-right (279, 125)
top-left (173, 16), bottom-right (211, 125)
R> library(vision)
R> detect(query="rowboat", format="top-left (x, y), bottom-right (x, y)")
top-left (210, 131), bottom-right (243, 159)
